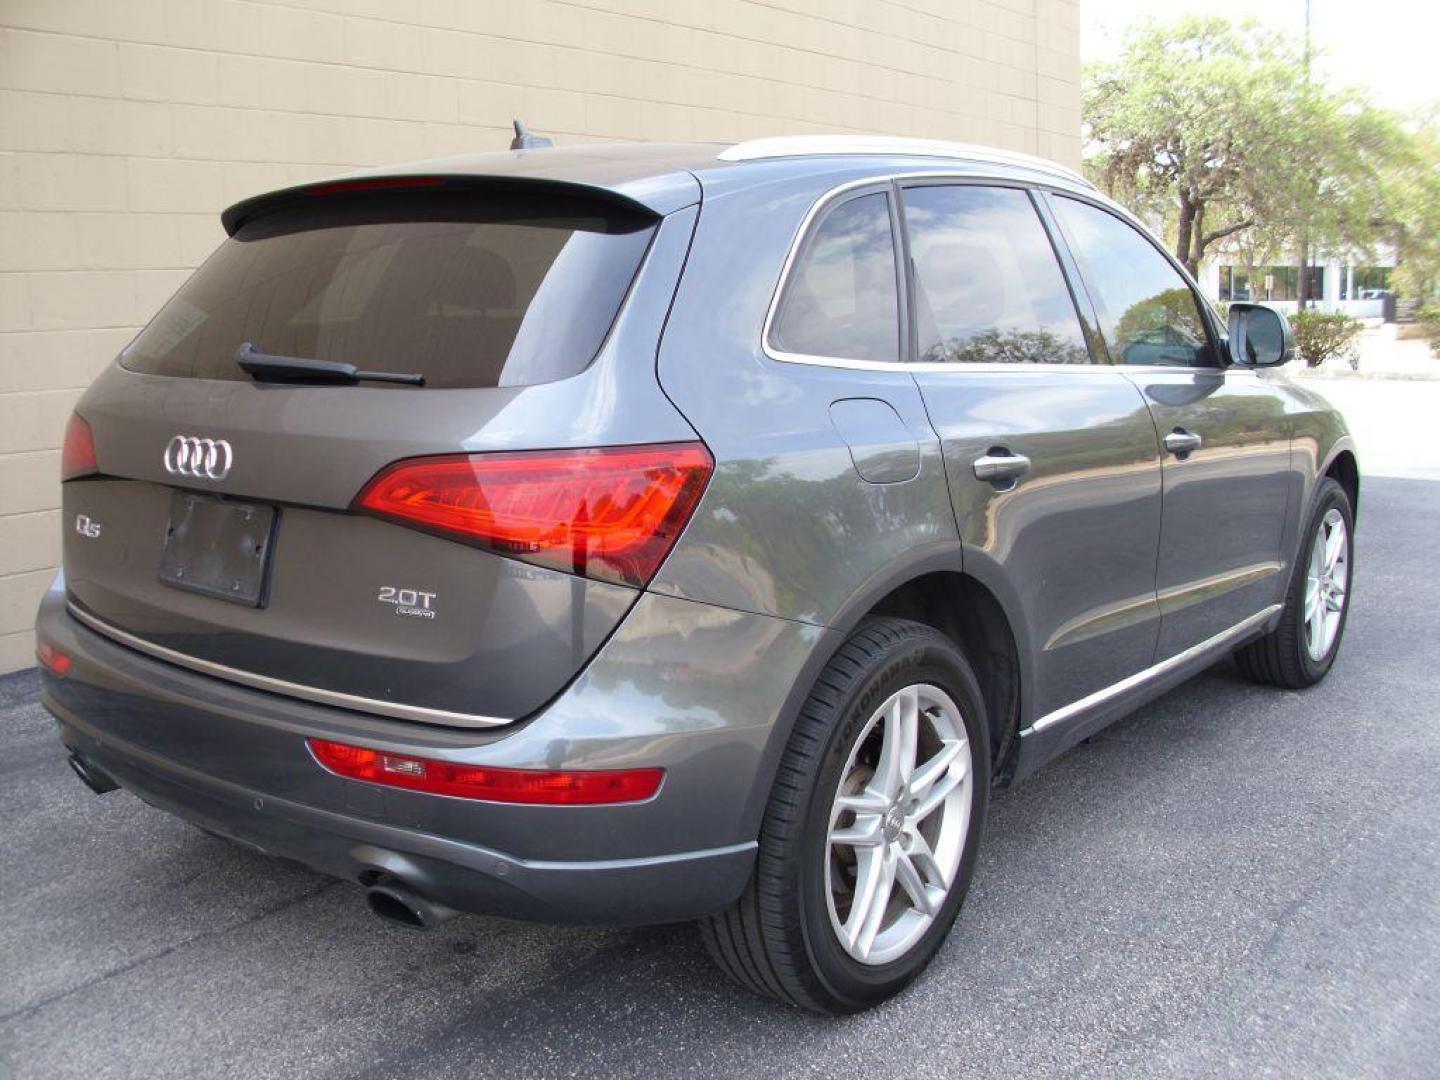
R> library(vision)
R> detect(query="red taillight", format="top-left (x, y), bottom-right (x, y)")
top-left (37, 641), bottom-right (71, 677)
top-left (355, 443), bottom-right (713, 587)
top-left (61, 412), bottom-right (97, 480)
top-left (308, 739), bottom-right (663, 805)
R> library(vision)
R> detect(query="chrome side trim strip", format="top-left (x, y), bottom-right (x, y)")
top-left (66, 602), bottom-right (513, 729)
top-left (1023, 604), bottom-right (1283, 737)
top-left (1156, 562), bottom-right (1283, 617)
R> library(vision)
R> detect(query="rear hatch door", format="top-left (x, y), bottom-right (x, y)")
top-left (63, 182), bottom-right (692, 726)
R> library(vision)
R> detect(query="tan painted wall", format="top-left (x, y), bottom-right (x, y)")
top-left (0, 0), bottom-right (1080, 673)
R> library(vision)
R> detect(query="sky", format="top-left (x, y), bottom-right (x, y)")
top-left (1081, 0), bottom-right (1440, 114)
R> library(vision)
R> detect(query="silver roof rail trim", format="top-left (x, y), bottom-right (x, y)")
top-left (718, 135), bottom-right (1093, 188)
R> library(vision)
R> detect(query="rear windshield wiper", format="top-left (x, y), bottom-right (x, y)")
top-left (234, 342), bottom-right (425, 386)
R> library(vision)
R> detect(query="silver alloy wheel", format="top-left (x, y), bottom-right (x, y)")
top-left (1304, 507), bottom-right (1349, 661)
top-left (824, 683), bottom-right (973, 966)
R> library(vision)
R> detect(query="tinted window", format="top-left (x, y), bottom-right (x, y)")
top-left (121, 190), bottom-right (656, 389)
top-left (1052, 197), bottom-right (1212, 367)
top-left (904, 185), bottom-right (1089, 365)
top-left (771, 192), bottom-right (900, 363)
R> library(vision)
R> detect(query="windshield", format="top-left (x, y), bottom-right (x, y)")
top-left (120, 189), bottom-right (656, 389)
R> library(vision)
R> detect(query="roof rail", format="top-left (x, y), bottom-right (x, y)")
top-left (718, 135), bottom-right (1092, 188)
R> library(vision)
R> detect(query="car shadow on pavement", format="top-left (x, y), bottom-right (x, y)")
top-left (0, 655), bottom-right (1311, 1079)
top-left (6, 476), bottom-right (1438, 1079)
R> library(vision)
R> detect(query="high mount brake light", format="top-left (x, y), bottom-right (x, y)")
top-left (308, 739), bottom-right (664, 805)
top-left (61, 412), bottom-right (98, 480)
top-left (354, 443), bottom-right (713, 587)
top-left (303, 176), bottom-right (447, 197)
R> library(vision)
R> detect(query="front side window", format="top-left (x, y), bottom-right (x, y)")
top-left (903, 185), bottom-right (1090, 365)
top-left (770, 192), bottom-right (900, 363)
top-left (1051, 196), bottom-right (1212, 368)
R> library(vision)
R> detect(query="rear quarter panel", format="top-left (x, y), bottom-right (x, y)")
top-left (651, 162), bottom-right (961, 626)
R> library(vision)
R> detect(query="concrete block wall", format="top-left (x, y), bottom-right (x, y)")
top-left (0, 0), bottom-right (1081, 673)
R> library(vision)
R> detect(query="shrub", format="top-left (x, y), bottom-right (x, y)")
top-left (1290, 310), bottom-right (1363, 370)
top-left (1418, 307), bottom-right (1440, 358)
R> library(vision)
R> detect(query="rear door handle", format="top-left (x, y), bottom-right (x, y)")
top-left (972, 450), bottom-right (1031, 486)
top-left (1163, 428), bottom-right (1203, 458)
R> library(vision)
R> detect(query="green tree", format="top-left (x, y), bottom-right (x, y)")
top-left (1380, 113), bottom-right (1440, 302)
top-left (1084, 16), bottom-right (1399, 277)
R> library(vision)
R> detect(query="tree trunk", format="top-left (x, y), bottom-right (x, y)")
top-left (1298, 236), bottom-right (1310, 311)
top-left (1176, 195), bottom-right (1198, 276)
top-left (1191, 201), bottom-right (1207, 277)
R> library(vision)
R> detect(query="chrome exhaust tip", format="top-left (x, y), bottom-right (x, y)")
top-left (365, 880), bottom-right (458, 931)
top-left (68, 753), bottom-right (119, 795)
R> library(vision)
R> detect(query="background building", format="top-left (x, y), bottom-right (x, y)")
top-left (1200, 250), bottom-right (1399, 319)
top-left (0, 0), bottom-right (1081, 674)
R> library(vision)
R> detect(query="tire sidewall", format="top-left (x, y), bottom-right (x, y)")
top-left (1291, 479), bottom-right (1355, 681)
top-left (794, 630), bottom-right (990, 1011)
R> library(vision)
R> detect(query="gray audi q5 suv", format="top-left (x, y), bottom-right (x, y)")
top-left (36, 135), bottom-right (1358, 1014)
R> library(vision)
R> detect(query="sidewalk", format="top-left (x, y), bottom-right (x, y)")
top-left (1289, 322), bottom-right (1440, 380)
top-left (1294, 375), bottom-right (1440, 480)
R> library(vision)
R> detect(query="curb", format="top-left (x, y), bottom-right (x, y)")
top-left (1290, 369), bottom-right (1440, 383)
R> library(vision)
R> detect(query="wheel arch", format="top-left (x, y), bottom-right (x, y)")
top-left (736, 549), bottom-right (1032, 845)
top-left (861, 571), bottom-right (1024, 780)
top-left (1323, 445), bottom-right (1360, 522)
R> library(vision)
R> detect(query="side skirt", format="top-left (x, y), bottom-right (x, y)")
top-left (1009, 605), bottom-right (1282, 783)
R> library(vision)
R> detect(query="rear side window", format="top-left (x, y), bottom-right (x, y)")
top-left (120, 190), bottom-right (657, 388)
top-left (770, 192), bottom-right (900, 363)
top-left (903, 185), bottom-right (1090, 365)
top-left (1051, 196), bottom-right (1212, 368)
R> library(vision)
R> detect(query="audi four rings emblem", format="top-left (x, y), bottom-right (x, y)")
top-left (163, 435), bottom-right (234, 481)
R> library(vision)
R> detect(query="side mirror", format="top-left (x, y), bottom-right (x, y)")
top-left (1227, 302), bottom-right (1293, 368)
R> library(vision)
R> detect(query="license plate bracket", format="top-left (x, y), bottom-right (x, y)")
top-left (159, 491), bottom-right (277, 607)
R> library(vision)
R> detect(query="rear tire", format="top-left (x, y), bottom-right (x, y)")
top-left (699, 618), bottom-right (990, 1014)
top-left (1235, 477), bottom-right (1353, 689)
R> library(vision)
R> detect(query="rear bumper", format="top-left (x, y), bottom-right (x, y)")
top-left (53, 699), bottom-right (752, 923)
top-left (36, 576), bottom-right (833, 924)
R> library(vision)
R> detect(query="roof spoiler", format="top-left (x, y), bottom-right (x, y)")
top-left (219, 173), bottom-right (662, 236)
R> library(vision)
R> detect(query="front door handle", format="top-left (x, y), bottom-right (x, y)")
top-left (1163, 428), bottom-right (1203, 458)
top-left (972, 450), bottom-right (1031, 486)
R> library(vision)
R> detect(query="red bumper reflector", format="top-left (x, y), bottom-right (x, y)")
top-left (354, 443), bottom-right (713, 587)
top-left (61, 412), bottom-right (98, 480)
top-left (307, 739), bottom-right (663, 805)
top-left (37, 641), bottom-right (71, 677)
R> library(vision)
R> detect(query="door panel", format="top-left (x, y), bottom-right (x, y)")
top-left (914, 370), bottom-right (1163, 719)
top-left (1126, 369), bottom-right (1292, 657)
top-left (1043, 193), bottom-right (1290, 660)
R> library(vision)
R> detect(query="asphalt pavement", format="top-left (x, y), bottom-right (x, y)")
top-left (3, 407), bottom-right (1438, 1078)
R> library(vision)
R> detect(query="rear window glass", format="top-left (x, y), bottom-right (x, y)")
top-left (770, 191), bottom-right (900, 363)
top-left (120, 190), bottom-right (657, 388)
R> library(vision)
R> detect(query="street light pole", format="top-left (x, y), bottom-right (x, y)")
top-left (1298, 0), bottom-right (1313, 310)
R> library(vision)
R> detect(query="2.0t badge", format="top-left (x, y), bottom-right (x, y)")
top-left (377, 586), bottom-right (438, 619)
